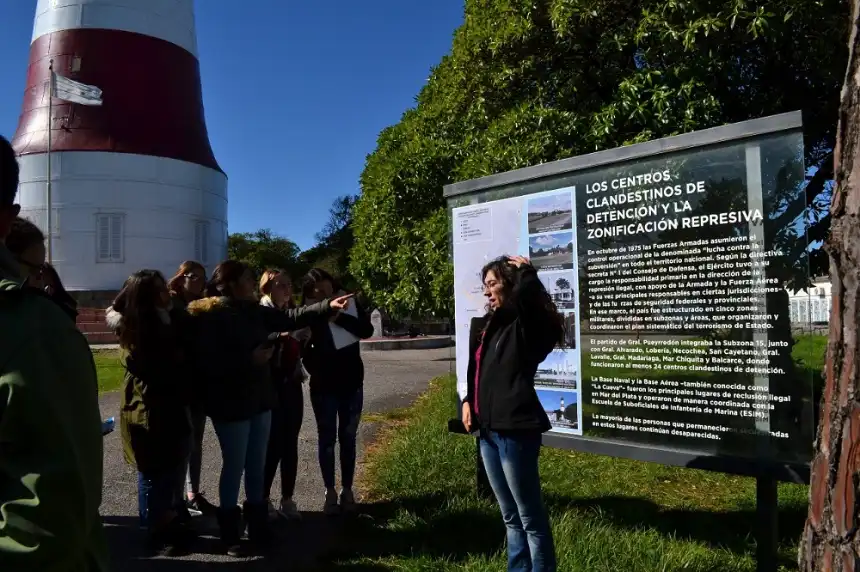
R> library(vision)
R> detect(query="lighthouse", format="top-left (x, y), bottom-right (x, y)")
top-left (11, 0), bottom-right (227, 293)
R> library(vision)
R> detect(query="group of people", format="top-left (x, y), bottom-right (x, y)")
top-left (104, 260), bottom-right (371, 557)
top-left (1, 131), bottom-right (562, 572)
top-left (0, 135), bottom-right (375, 564)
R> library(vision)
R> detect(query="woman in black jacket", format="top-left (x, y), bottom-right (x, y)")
top-left (300, 268), bottom-right (373, 515)
top-left (461, 255), bottom-right (563, 572)
top-left (166, 260), bottom-right (214, 516)
top-left (185, 260), bottom-right (352, 557)
top-left (109, 270), bottom-right (195, 556)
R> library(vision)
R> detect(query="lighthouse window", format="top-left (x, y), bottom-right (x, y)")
top-left (195, 220), bottom-right (210, 264)
top-left (96, 213), bottom-right (124, 263)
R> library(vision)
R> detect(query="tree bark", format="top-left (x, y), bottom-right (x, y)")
top-left (799, 2), bottom-right (860, 570)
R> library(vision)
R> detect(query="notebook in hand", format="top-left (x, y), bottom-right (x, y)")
top-left (329, 299), bottom-right (360, 350)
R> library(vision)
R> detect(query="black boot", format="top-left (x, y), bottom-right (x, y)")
top-left (216, 506), bottom-right (245, 557)
top-left (243, 501), bottom-right (273, 549)
top-left (147, 517), bottom-right (196, 557)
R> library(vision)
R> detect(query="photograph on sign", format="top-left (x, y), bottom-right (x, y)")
top-left (449, 127), bottom-right (815, 467)
top-left (527, 192), bottom-right (573, 234)
top-left (453, 188), bottom-right (584, 436)
top-left (528, 231), bottom-right (574, 271)
top-left (535, 387), bottom-right (579, 434)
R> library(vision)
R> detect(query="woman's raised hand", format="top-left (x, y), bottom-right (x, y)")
top-left (508, 255), bottom-right (531, 268)
top-left (329, 293), bottom-right (355, 312)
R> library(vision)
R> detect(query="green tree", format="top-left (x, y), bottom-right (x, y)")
top-left (350, 0), bottom-right (845, 317)
top-left (297, 194), bottom-right (360, 292)
top-left (227, 229), bottom-right (301, 278)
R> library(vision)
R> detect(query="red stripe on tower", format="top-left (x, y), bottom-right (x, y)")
top-left (10, 0), bottom-right (228, 293)
top-left (14, 29), bottom-right (221, 172)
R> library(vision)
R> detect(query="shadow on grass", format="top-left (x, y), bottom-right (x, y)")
top-left (553, 494), bottom-right (805, 568)
top-left (319, 492), bottom-right (503, 568)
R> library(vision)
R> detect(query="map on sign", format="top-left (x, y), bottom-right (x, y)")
top-left (452, 188), bottom-right (583, 435)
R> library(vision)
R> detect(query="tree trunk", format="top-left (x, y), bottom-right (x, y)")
top-left (799, 2), bottom-right (860, 570)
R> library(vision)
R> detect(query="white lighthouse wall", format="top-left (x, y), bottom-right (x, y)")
top-left (32, 0), bottom-right (198, 56)
top-left (16, 151), bottom-right (227, 291)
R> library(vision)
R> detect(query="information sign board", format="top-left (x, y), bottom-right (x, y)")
top-left (445, 112), bottom-right (814, 480)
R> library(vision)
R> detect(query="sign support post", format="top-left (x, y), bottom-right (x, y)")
top-left (756, 476), bottom-right (779, 572)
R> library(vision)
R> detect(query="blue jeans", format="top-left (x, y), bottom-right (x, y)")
top-left (480, 430), bottom-right (556, 572)
top-left (310, 387), bottom-right (363, 489)
top-left (140, 463), bottom-right (187, 530)
top-left (213, 411), bottom-right (272, 508)
top-left (138, 472), bottom-right (151, 527)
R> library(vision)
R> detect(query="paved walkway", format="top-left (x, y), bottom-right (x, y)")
top-left (99, 348), bottom-right (453, 571)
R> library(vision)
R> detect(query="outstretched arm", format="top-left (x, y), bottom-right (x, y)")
top-left (260, 300), bottom-right (334, 333)
top-left (332, 302), bottom-right (374, 339)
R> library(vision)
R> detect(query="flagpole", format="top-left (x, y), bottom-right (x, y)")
top-left (46, 58), bottom-right (53, 263)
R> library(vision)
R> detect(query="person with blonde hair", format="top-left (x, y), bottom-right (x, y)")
top-left (259, 269), bottom-right (305, 521)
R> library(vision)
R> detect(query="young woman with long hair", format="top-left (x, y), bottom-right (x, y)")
top-left (259, 269), bottom-right (305, 521)
top-left (167, 261), bottom-right (207, 310)
top-left (185, 260), bottom-right (353, 556)
top-left (108, 270), bottom-right (195, 556)
top-left (300, 268), bottom-right (373, 515)
top-left (461, 255), bottom-right (564, 572)
top-left (167, 260), bottom-right (214, 515)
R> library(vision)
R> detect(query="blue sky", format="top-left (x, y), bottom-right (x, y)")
top-left (0, 1), bottom-right (464, 250)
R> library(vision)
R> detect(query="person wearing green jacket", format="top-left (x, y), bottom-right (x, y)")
top-left (0, 134), bottom-right (108, 571)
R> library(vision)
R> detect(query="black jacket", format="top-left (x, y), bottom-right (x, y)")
top-left (303, 299), bottom-right (374, 393)
top-left (464, 268), bottom-right (560, 433)
top-left (186, 296), bottom-right (334, 422)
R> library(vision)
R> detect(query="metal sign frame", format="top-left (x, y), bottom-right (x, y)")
top-left (444, 111), bottom-right (811, 486)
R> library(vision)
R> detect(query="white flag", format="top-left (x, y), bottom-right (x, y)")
top-left (51, 72), bottom-right (103, 106)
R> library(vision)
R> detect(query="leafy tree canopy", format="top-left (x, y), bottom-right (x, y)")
top-left (350, 0), bottom-right (846, 318)
top-left (298, 194), bottom-right (360, 292)
top-left (227, 229), bottom-right (301, 278)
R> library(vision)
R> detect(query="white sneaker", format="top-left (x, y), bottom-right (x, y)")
top-left (340, 488), bottom-right (357, 514)
top-left (323, 488), bottom-right (340, 516)
top-left (278, 498), bottom-right (302, 521)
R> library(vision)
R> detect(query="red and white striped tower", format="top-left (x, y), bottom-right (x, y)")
top-left (12, 0), bottom-right (227, 292)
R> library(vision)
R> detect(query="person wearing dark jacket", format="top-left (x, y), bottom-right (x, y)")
top-left (41, 262), bottom-right (78, 320)
top-left (108, 270), bottom-right (196, 556)
top-left (300, 268), bottom-right (374, 515)
top-left (259, 269), bottom-right (305, 521)
top-left (5, 218), bottom-right (78, 321)
top-left (185, 260), bottom-right (352, 557)
top-left (461, 255), bottom-right (563, 572)
top-left (166, 260), bottom-right (214, 516)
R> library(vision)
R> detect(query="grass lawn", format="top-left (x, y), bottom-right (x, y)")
top-left (325, 369), bottom-right (816, 571)
top-left (92, 349), bottom-right (124, 394)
